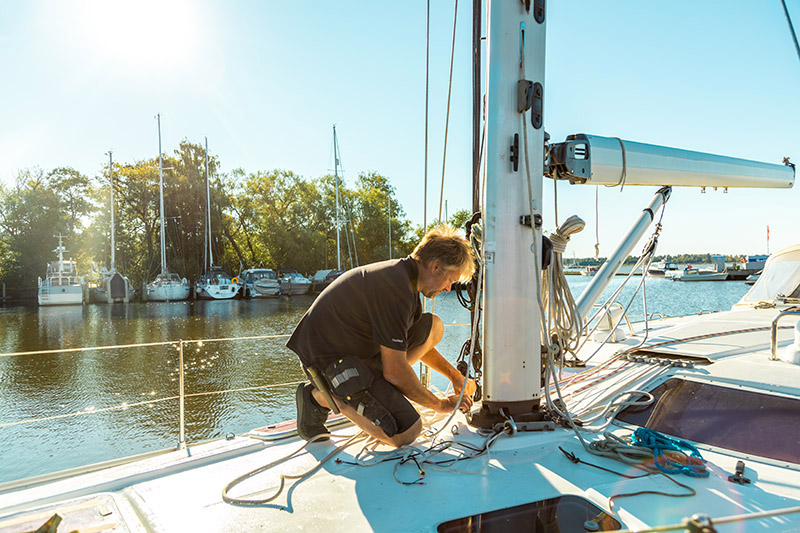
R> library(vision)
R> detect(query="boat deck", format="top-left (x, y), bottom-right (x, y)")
top-left (3, 412), bottom-right (800, 532)
top-left (3, 306), bottom-right (800, 532)
top-left (3, 395), bottom-right (800, 531)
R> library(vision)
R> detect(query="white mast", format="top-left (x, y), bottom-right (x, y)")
top-left (388, 195), bottom-right (392, 260)
top-left (157, 114), bottom-right (167, 275)
top-left (56, 234), bottom-right (65, 265)
top-left (205, 136), bottom-right (213, 270)
top-left (333, 124), bottom-right (342, 270)
top-left (107, 150), bottom-right (116, 271)
top-left (473, 1), bottom-right (546, 428)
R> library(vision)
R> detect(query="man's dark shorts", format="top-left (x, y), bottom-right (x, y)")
top-left (311, 313), bottom-right (433, 437)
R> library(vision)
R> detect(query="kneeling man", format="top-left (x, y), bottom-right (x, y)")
top-left (287, 225), bottom-right (476, 447)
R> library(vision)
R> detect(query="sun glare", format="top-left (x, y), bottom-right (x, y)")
top-left (75, 0), bottom-right (201, 72)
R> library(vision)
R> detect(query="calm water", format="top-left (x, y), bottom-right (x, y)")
top-left (0, 277), bottom-right (751, 483)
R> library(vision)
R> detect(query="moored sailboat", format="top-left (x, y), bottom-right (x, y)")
top-left (145, 114), bottom-right (191, 302)
top-left (195, 137), bottom-right (240, 300)
top-left (91, 151), bottom-right (134, 303)
top-left (3, 3), bottom-right (800, 532)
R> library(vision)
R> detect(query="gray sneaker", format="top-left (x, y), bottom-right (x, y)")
top-left (296, 382), bottom-right (331, 441)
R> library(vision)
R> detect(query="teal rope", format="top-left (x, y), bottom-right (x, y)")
top-left (633, 428), bottom-right (709, 477)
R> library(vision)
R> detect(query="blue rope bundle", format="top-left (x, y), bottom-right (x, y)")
top-left (633, 428), bottom-right (710, 477)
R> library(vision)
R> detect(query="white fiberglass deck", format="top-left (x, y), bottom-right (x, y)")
top-left (4, 306), bottom-right (800, 532)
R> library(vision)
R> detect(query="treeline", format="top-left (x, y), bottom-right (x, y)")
top-left (0, 140), bottom-right (469, 294)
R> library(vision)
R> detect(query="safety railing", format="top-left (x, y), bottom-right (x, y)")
top-left (0, 334), bottom-right (298, 450)
top-left (771, 307), bottom-right (800, 360)
top-left (0, 324), bottom-right (474, 451)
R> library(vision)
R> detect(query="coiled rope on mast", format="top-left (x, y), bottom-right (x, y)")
top-left (543, 215), bottom-right (586, 363)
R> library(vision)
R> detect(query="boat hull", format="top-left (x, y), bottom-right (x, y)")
top-left (245, 281), bottom-right (280, 298)
top-left (145, 283), bottom-right (190, 301)
top-left (38, 286), bottom-right (83, 306)
top-left (91, 273), bottom-right (134, 303)
top-left (279, 281), bottom-right (311, 295)
top-left (674, 272), bottom-right (729, 281)
top-left (195, 284), bottom-right (240, 300)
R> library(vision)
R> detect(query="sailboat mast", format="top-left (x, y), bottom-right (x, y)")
top-left (472, 0), bottom-right (482, 213)
top-left (472, 1), bottom-right (546, 428)
top-left (108, 151), bottom-right (115, 271)
top-left (157, 114), bottom-right (167, 275)
top-left (388, 195), bottom-right (392, 260)
top-left (205, 137), bottom-right (213, 269)
top-left (333, 124), bottom-right (342, 270)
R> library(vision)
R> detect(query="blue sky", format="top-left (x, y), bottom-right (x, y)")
top-left (1, 1), bottom-right (798, 258)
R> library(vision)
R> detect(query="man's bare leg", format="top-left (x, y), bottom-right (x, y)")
top-left (404, 314), bottom-right (470, 392)
top-left (406, 314), bottom-right (443, 365)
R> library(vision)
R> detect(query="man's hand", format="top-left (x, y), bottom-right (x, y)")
top-left (438, 392), bottom-right (473, 414)
top-left (453, 377), bottom-right (477, 397)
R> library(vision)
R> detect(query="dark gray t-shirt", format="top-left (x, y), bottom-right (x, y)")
top-left (287, 257), bottom-right (422, 367)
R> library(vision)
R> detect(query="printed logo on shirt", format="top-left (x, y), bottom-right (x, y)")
top-left (392, 338), bottom-right (403, 343)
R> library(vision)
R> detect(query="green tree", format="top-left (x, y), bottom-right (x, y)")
top-left (241, 169), bottom-right (327, 273)
top-left (349, 171), bottom-right (414, 265)
top-left (448, 208), bottom-right (473, 232)
top-left (0, 167), bottom-right (94, 292)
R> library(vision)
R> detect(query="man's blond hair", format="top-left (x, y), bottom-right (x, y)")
top-left (412, 224), bottom-right (475, 282)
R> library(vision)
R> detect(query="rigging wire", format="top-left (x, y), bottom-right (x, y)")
top-left (424, 0), bottom-right (430, 232)
top-left (781, 0), bottom-right (800, 64)
top-left (438, 0), bottom-right (459, 223)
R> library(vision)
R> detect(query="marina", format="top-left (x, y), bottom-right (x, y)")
top-left (1, 1), bottom-right (799, 532)
top-left (0, 279), bottom-right (750, 485)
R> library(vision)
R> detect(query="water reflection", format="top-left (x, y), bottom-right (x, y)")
top-left (1, 295), bottom-right (470, 483)
top-left (0, 279), bottom-right (750, 484)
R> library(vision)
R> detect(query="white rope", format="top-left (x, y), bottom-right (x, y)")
top-left (544, 216), bottom-right (586, 364)
top-left (594, 185), bottom-right (600, 258)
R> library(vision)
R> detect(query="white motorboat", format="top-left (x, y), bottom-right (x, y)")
top-left (240, 268), bottom-right (281, 298)
top-left (37, 235), bottom-right (84, 306)
top-left (647, 260), bottom-right (680, 278)
top-left (745, 269), bottom-right (762, 285)
top-left (195, 268), bottom-right (241, 300)
top-left (311, 269), bottom-right (345, 293)
top-left (145, 114), bottom-right (190, 302)
top-left (674, 255), bottom-right (729, 281)
top-left (673, 267), bottom-right (729, 281)
top-left (580, 265), bottom-right (599, 276)
top-left (277, 268), bottom-right (312, 295)
top-left (3, 3), bottom-right (800, 533)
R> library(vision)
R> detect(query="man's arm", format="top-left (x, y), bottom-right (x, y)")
top-left (381, 346), bottom-right (471, 413)
top-left (419, 348), bottom-right (476, 396)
